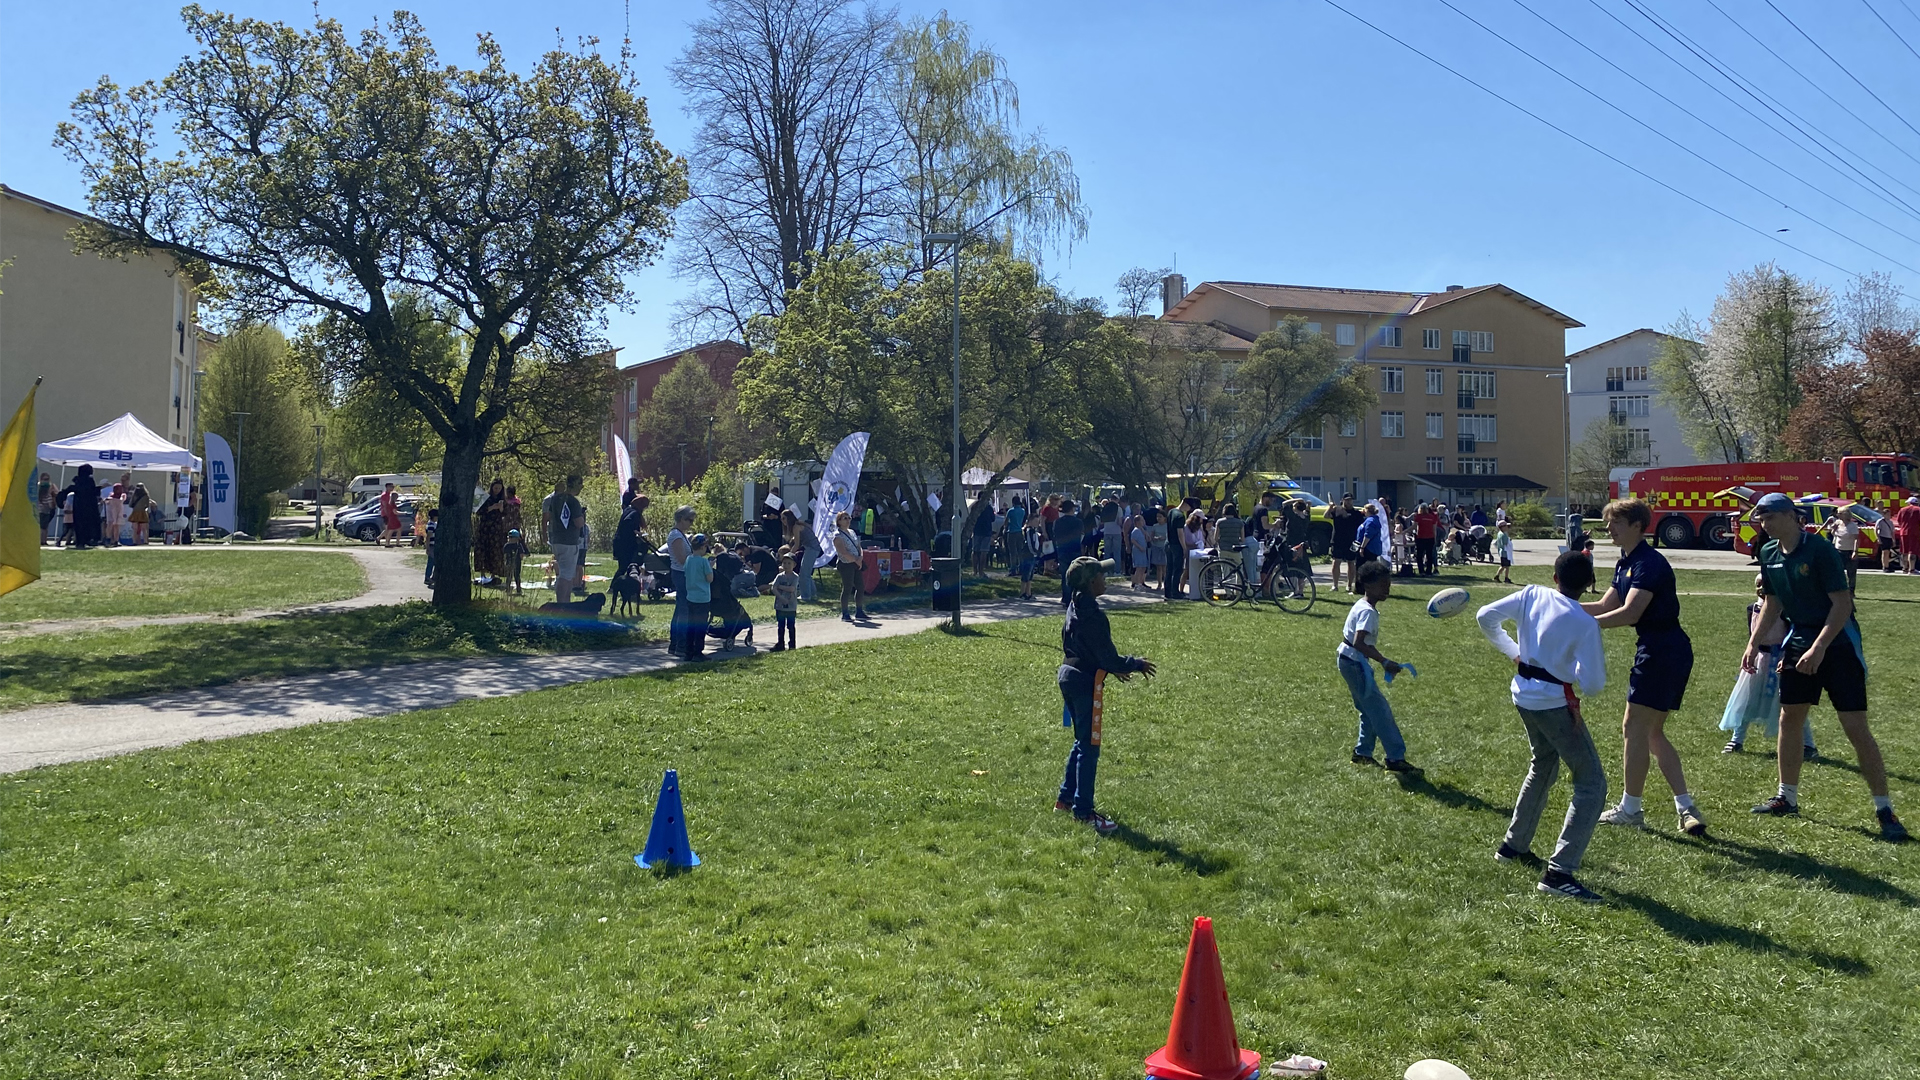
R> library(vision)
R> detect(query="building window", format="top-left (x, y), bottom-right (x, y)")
top-left (1289, 431), bottom-right (1324, 450)
top-left (1457, 369), bottom-right (1496, 407)
top-left (1380, 326), bottom-right (1403, 348)
top-left (627, 379), bottom-right (638, 410)
top-left (1471, 331), bottom-right (1494, 353)
top-left (1306, 321), bottom-right (1322, 336)
top-left (1381, 411), bottom-right (1405, 438)
top-left (1381, 367), bottom-right (1404, 394)
top-left (1339, 416), bottom-right (1358, 438)
top-left (1605, 365), bottom-right (1650, 391)
top-left (1425, 412), bottom-right (1443, 439)
top-left (1294, 475), bottom-right (1322, 493)
top-left (1458, 413), bottom-right (1498, 444)
top-left (1336, 323), bottom-right (1356, 346)
top-left (1608, 394), bottom-right (1650, 421)
top-left (1425, 456), bottom-right (1446, 472)
top-left (1459, 457), bottom-right (1500, 475)
top-left (626, 417), bottom-right (639, 447)
top-left (1423, 328), bottom-right (1442, 350)
top-left (1425, 368), bottom-right (1443, 395)
top-left (1621, 428), bottom-right (1653, 466)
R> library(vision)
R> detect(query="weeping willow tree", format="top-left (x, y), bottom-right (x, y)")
top-left (888, 14), bottom-right (1086, 274)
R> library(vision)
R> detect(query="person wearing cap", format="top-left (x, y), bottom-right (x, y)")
top-left (1896, 495), bottom-right (1920, 574)
top-left (1054, 556), bottom-right (1156, 834)
top-left (1744, 492), bottom-right (1907, 841)
top-left (1585, 498), bottom-right (1708, 838)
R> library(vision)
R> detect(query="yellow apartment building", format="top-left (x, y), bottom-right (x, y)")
top-left (1158, 275), bottom-right (1581, 510)
top-left (0, 185), bottom-right (204, 461)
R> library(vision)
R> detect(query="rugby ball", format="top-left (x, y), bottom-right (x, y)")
top-left (1405, 1062), bottom-right (1472, 1080)
top-left (1426, 587), bottom-right (1471, 619)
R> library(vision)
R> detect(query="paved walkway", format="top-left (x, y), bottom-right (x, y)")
top-left (0, 591), bottom-right (1153, 775)
top-left (0, 544), bottom-right (430, 640)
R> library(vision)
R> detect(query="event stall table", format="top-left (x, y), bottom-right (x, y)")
top-left (863, 547), bottom-right (926, 593)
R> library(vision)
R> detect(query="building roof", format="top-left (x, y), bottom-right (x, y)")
top-left (1406, 472), bottom-right (1548, 491)
top-left (1565, 327), bottom-right (1677, 362)
top-left (0, 184), bottom-right (105, 226)
top-left (1164, 280), bottom-right (1583, 328)
top-left (617, 339), bottom-right (745, 372)
top-left (1146, 320), bottom-right (1257, 351)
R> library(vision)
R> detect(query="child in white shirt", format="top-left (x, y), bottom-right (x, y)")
top-left (1475, 550), bottom-right (1610, 903)
top-left (1337, 561), bottom-right (1414, 771)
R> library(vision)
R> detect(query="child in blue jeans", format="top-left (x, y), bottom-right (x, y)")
top-left (1338, 560), bottom-right (1416, 772)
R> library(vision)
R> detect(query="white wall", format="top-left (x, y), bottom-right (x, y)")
top-left (1566, 331), bottom-right (1722, 470)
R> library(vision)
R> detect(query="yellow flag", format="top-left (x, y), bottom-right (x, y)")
top-left (0, 380), bottom-right (41, 598)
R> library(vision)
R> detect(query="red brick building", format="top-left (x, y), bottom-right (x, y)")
top-left (605, 339), bottom-right (749, 470)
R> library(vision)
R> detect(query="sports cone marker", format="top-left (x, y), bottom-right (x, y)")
top-left (1145, 916), bottom-right (1260, 1080)
top-left (635, 769), bottom-right (700, 869)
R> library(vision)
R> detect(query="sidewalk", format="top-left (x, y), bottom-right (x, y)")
top-left (0, 591), bottom-right (1154, 775)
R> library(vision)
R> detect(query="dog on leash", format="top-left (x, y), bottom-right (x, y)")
top-left (539, 592), bottom-right (607, 616)
top-left (610, 564), bottom-right (649, 616)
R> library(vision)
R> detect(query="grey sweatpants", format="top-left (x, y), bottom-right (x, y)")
top-left (1507, 705), bottom-right (1608, 875)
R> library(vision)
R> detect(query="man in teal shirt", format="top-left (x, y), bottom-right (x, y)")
top-left (1742, 493), bottom-right (1906, 842)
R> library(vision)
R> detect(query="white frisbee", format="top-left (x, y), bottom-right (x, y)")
top-left (1426, 587), bottom-right (1471, 619)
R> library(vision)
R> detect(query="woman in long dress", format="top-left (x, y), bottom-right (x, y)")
top-left (473, 478), bottom-right (507, 583)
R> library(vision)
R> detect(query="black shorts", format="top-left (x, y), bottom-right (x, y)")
top-left (1628, 627), bottom-right (1693, 713)
top-left (1334, 539), bottom-right (1359, 561)
top-left (1780, 637), bottom-right (1869, 712)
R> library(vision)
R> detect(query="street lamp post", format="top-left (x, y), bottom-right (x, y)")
top-left (928, 229), bottom-right (967, 631)
top-left (677, 442), bottom-right (688, 487)
top-left (312, 424), bottom-right (325, 540)
top-left (230, 411), bottom-right (250, 537)
top-left (705, 414), bottom-right (716, 474)
top-left (1545, 369), bottom-right (1570, 511)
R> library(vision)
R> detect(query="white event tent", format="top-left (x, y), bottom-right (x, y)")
top-left (38, 412), bottom-right (201, 472)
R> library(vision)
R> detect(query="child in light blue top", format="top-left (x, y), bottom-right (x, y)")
top-left (682, 535), bottom-right (714, 661)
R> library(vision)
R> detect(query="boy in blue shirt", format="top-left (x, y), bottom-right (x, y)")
top-left (1745, 494), bottom-right (1906, 842)
top-left (682, 534), bottom-right (714, 662)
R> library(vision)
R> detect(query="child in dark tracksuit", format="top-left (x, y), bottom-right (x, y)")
top-left (1056, 556), bottom-right (1156, 835)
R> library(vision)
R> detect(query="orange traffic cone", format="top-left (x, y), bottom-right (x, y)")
top-left (1145, 916), bottom-right (1260, 1080)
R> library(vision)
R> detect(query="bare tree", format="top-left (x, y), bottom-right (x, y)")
top-left (671, 0), bottom-right (898, 338)
top-left (1114, 265), bottom-right (1170, 320)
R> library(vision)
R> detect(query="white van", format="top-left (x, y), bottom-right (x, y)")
top-left (345, 473), bottom-right (440, 505)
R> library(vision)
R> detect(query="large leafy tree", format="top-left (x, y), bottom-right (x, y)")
top-left (198, 324), bottom-right (312, 533)
top-left (58, 6), bottom-right (685, 604)
top-left (1786, 328), bottom-right (1920, 459)
top-left (631, 355), bottom-right (752, 481)
top-left (734, 244), bottom-right (1103, 547)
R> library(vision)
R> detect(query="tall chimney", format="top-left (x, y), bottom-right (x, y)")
top-left (1445, 284), bottom-right (1464, 292)
top-left (1161, 273), bottom-right (1188, 315)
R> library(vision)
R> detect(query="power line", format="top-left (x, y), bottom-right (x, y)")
top-left (1311, 0), bottom-right (1913, 299)
top-left (1861, 0), bottom-right (1920, 65)
top-left (1693, 0), bottom-right (1920, 171)
top-left (1429, 0), bottom-right (1920, 272)
top-left (1506, 0), bottom-right (1920, 239)
top-left (1762, 0), bottom-right (1920, 142)
top-left (1619, 0), bottom-right (1920, 220)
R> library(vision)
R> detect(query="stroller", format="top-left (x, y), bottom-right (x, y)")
top-left (642, 546), bottom-right (673, 600)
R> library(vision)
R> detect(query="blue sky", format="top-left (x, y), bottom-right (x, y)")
top-left (5, 0), bottom-right (1918, 357)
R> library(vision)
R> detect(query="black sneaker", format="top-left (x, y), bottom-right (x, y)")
top-left (1537, 871), bottom-right (1603, 903)
top-left (1878, 807), bottom-right (1910, 843)
top-left (1802, 746), bottom-right (1819, 762)
top-left (1384, 758), bottom-right (1421, 774)
top-left (1751, 795), bottom-right (1800, 816)
top-left (1351, 753), bottom-right (1379, 766)
top-left (1495, 843), bottom-right (1542, 868)
top-left (1722, 739), bottom-right (1743, 754)
top-left (1074, 810), bottom-right (1119, 835)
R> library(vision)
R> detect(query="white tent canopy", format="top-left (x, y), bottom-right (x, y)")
top-left (961, 468), bottom-right (1028, 489)
top-left (38, 412), bottom-right (201, 472)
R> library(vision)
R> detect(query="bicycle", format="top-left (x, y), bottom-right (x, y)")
top-left (1197, 540), bottom-right (1316, 614)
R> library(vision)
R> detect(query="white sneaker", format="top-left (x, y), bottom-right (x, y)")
top-left (1598, 805), bottom-right (1646, 829)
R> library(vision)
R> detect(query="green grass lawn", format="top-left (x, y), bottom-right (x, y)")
top-left (4, 571), bottom-right (1917, 1078)
top-left (0, 548), bottom-right (365, 623)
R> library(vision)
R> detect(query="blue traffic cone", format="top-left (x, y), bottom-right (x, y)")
top-left (635, 768), bottom-right (700, 869)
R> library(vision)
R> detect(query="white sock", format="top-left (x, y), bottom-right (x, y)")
top-left (1874, 795), bottom-right (1893, 811)
top-left (1619, 794), bottom-right (1644, 814)
top-left (1778, 783), bottom-right (1798, 805)
top-left (1674, 793), bottom-right (1696, 812)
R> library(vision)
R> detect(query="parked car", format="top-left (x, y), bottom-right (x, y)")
top-left (332, 495), bottom-right (420, 542)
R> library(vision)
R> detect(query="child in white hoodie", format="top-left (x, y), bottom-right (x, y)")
top-left (1476, 549), bottom-right (1610, 903)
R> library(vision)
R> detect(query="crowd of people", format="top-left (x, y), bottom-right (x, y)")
top-left (34, 464), bottom-right (198, 548)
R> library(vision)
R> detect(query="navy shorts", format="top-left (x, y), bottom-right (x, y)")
top-left (1780, 636), bottom-right (1868, 712)
top-left (1628, 627), bottom-right (1693, 713)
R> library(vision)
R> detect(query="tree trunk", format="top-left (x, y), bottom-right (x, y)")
top-left (431, 435), bottom-right (486, 607)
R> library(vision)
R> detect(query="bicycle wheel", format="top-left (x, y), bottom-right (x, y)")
top-left (1198, 560), bottom-right (1245, 606)
top-left (1274, 567), bottom-right (1316, 614)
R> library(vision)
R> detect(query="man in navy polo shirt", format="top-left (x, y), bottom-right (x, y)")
top-left (1744, 493), bottom-right (1907, 842)
top-left (1585, 498), bottom-right (1707, 837)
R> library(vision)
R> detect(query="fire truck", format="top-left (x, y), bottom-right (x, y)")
top-left (1613, 454), bottom-right (1915, 557)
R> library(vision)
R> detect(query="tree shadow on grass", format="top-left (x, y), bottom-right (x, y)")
top-left (1608, 888), bottom-right (1873, 976)
top-left (1393, 773), bottom-right (1512, 816)
top-left (1109, 823), bottom-right (1234, 877)
top-left (1651, 832), bottom-right (1917, 905)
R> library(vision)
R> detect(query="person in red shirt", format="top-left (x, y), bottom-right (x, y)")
top-left (1413, 502), bottom-right (1441, 577)
top-left (1896, 496), bottom-right (1920, 574)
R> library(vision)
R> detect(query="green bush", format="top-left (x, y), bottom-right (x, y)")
top-left (1508, 498), bottom-right (1557, 539)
